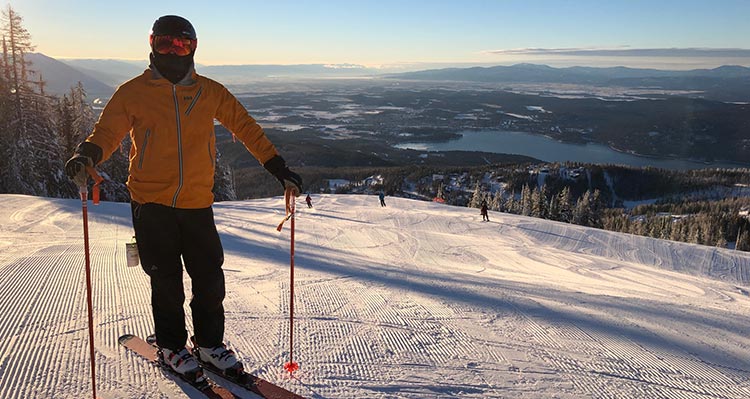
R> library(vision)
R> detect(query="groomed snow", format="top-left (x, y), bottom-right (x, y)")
top-left (1, 193), bottom-right (750, 398)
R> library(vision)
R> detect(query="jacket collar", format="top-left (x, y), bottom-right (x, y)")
top-left (147, 64), bottom-right (197, 86)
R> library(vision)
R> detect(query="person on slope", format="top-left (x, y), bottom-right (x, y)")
top-left (480, 200), bottom-right (490, 222)
top-left (64, 15), bottom-right (302, 380)
top-left (306, 193), bottom-right (313, 208)
top-left (379, 191), bottom-right (387, 207)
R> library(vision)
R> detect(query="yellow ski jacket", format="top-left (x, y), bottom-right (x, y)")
top-left (85, 69), bottom-right (278, 209)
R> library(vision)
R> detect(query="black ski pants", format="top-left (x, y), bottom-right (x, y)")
top-left (131, 202), bottom-right (225, 351)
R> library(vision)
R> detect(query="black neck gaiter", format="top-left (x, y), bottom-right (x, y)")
top-left (150, 52), bottom-right (194, 84)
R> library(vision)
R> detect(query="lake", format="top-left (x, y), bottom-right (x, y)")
top-left (395, 130), bottom-right (746, 170)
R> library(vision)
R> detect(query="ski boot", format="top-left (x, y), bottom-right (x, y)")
top-left (192, 339), bottom-right (244, 380)
top-left (159, 346), bottom-right (207, 387)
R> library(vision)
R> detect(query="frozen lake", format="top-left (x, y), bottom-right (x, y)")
top-left (396, 130), bottom-right (746, 170)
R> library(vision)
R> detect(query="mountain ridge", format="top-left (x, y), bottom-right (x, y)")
top-left (26, 52), bottom-right (750, 101)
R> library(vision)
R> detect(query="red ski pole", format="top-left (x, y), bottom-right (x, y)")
top-left (80, 167), bottom-right (103, 399)
top-left (278, 188), bottom-right (299, 374)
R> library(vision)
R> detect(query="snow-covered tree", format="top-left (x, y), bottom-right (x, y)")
top-left (0, 5), bottom-right (66, 197)
top-left (572, 190), bottom-right (592, 226)
top-left (548, 192), bottom-right (560, 221)
top-left (57, 83), bottom-right (94, 160)
top-left (558, 186), bottom-right (573, 223)
top-left (490, 189), bottom-right (503, 211)
top-left (468, 183), bottom-right (482, 208)
top-left (520, 184), bottom-right (532, 216)
top-left (213, 149), bottom-right (236, 201)
top-left (504, 194), bottom-right (518, 214)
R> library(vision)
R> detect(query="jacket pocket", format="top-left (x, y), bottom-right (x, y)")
top-left (185, 86), bottom-right (203, 116)
top-left (138, 129), bottom-right (151, 169)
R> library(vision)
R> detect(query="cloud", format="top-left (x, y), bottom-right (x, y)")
top-left (483, 47), bottom-right (750, 58)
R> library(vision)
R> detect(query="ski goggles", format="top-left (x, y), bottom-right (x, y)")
top-left (150, 35), bottom-right (197, 56)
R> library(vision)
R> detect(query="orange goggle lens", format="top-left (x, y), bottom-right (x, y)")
top-left (150, 35), bottom-right (197, 56)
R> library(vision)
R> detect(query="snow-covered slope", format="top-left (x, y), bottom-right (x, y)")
top-left (1, 194), bottom-right (749, 399)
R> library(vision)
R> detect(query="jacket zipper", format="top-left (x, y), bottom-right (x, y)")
top-left (138, 129), bottom-right (151, 169)
top-left (171, 85), bottom-right (184, 207)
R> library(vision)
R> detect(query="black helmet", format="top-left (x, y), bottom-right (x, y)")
top-left (151, 15), bottom-right (196, 40)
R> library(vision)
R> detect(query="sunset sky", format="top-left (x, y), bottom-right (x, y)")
top-left (6, 0), bottom-right (750, 70)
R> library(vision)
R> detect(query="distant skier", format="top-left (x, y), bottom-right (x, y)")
top-left (480, 200), bottom-right (490, 222)
top-left (306, 193), bottom-right (313, 208)
top-left (379, 191), bottom-right (387, 207)
top-left (64, 15), bottom-right (302, 381)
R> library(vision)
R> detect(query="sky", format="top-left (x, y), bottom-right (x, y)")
top-left (2, 193), bottom-right (750, 398)
top-left (5, 0), bottom-right (750, 70)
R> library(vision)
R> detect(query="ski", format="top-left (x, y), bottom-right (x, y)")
top-left (118, 334), bottom-right (240, 399)
top-left (188, 338), bottom-right (307, 399)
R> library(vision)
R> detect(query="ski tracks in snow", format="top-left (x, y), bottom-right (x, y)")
top-left (2, 194), bottom-right (750, 398)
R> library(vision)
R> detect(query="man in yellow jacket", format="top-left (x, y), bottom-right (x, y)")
top-left (65, 15), bottom-right (302, 382)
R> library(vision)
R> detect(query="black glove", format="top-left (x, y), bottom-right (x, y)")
top-left (263, 155), bottom-right (303, 196)
top-left (65, 142), bottom-right (103, 187)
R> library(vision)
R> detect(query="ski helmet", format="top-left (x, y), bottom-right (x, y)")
top-left (151, 15), bottom-right (197, 40)
top-left (149, 15), bottom-right (197, 83)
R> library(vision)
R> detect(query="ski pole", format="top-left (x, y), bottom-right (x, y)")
top-left (80, 166), bottom-right (103, 399)
top-left (278, 188), bottom-right (299, 373)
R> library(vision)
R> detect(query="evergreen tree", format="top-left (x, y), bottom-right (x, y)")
top-left (491, 189), bottom-right (503, 211)
top-left (213, 149), bottom-right (237, 201)
top-left (0, 6), bottom-right (65, 197)
top-left (538, 185), bottom-right (549, 219)
top-left (688, 222), bottom-right (703, 244)
top-left (589, 189), bottom-right (603, 228)
top-left (504, 194), bottom-right (518, 214)
top-left (520, 184), bottom-right (532, 216)
top-left (468, 183), bottom-right (482, 208)
top-left (716, 231), bottom-right (728, 248)
top-left (530, 186), bottom-right (542, 218)
top-left (548, 192), bottom-right (560, 221)
top-left (572, 190), bottom-right (592, 226)
top-left (670, 221), bottom-right (685, 242)
top-left (558, 186), bottom-right (573, 223)
top-left (738, 230), bottom-right (750, 251)
top-left (57, 83), bottom-right (94, 160)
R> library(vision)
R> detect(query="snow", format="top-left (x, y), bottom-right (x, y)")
top-left (1, 193), bottom-right (750, 398)
top-left (501, 112), bottom-right (535, 121)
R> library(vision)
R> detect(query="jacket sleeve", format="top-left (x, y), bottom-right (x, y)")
top-left (214, 85), bottom-right (278, 164)
top-left (84, 88), bottom-right (133, 164)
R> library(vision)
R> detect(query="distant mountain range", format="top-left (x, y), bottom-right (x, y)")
top-left (24, 53), bottom-right (750, 102)
top-left (386, 63), bottom-right (750, 102)
top-left (387, 63), bottom-right (750, 82)
top-left (26, 53), bottom-right (116, 97)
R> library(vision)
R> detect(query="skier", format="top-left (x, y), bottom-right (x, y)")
top-left (64, 15), bottom-right (302, 380)
top-left (379, 191), bottom-right (386, 207)
top-left (305, 193), bottom-right (313, 208)
top-left (480, 200), bottom-right (490, 222)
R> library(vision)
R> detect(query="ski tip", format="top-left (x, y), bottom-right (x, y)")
top-left (118, 334), bottom-right (136, 345)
